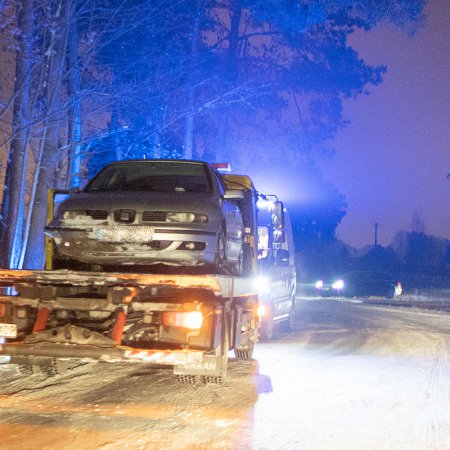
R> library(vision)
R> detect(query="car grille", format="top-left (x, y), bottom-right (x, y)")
top-left (86, 210), bottom-right (108, 220)
top-left (142, 211), bottom-right (167, 222)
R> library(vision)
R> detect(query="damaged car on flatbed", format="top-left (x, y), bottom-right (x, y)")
top-left (45, 159), bottom-right (246, 275)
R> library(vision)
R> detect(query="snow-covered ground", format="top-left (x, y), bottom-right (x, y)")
top-left (251, 300), bottom-right (450, 449)
top-left (1, 298), bottom-right (450, 449)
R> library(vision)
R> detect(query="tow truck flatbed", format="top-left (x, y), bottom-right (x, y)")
top-left (0, 269), bottom-right (257, 297)
top-left (0, 269), bottom-right (260, 382)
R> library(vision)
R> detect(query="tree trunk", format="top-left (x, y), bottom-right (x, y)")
top-left (228, 0), bottom-right (242, 79)
top-left (0, 0), bottom-right (34, 268)
top-left (183, 0), bottom-right (202, 160)
top-left (23, 0), bottom-right (71, 269)
top-left (212, 0), bottom-right (242, 162)
top-left (67, 10), bottom-right (82, 189)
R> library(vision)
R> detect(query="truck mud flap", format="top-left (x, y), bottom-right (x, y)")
top-left (173, 354), bottom-right (223, 378)
top-left (174, 303), bottom-right (229, 382)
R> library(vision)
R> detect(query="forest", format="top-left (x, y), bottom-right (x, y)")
top-left (0, 0), bottom-right (425, 269)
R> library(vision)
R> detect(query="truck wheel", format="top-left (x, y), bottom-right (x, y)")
top-left (234, 343), bottom-right (254, 359)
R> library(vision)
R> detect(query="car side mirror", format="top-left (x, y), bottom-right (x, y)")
top-left (223, 189), bottom-right (244, 200)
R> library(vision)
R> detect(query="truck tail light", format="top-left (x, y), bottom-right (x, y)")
top-left (161, 311), bottom-right (203, 330)
top-left (257, 305), bottom-right (266, 318)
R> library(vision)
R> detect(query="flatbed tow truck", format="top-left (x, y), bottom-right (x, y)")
top-left (0, 162), bottom-right (293, 383)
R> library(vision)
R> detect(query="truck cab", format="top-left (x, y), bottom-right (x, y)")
top-left (222, 174), bottom-right (296, 340)
top-left (256, 197), bottom-right (296, 340)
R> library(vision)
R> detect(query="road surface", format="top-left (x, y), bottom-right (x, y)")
top-left (1, 298), bottom-right (450, 449)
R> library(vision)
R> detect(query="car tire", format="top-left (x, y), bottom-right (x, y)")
top-left (214, 227), bottom-right (227, 273)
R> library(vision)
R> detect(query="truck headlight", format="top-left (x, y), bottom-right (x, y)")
top-left (257, 305), bottom-right (266, 317)
top-left (315, 280), bottom-right (324, 289)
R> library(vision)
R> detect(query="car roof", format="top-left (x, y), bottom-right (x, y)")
top-left (102, 159), bottom-right (209, 167)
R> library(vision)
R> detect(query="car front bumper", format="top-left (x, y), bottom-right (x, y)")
top-left (45, 225), bottom-right (218, 266)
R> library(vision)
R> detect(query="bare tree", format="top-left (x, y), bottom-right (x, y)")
top-left (0, 0), bottom-right (35, 268)
top-left (23, 0), bottom-right (71, 268)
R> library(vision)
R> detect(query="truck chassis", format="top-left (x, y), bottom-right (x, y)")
top-left (0, 269), bottom-right (259, 383)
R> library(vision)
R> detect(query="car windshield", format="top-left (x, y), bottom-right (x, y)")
top-left (85, 161), bottom-right (212, 193)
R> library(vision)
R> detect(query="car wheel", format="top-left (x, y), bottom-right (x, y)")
top-left (214, 227), bottom-right (227, 272)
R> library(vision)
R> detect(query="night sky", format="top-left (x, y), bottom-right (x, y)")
top-left (318, 0), bottom-right (450, 248)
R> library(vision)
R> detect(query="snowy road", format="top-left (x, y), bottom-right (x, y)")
top-left (1, 298), bottom-right (450, 449)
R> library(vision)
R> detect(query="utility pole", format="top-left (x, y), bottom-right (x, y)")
top-left (374, 222), bottom-right (378, 247)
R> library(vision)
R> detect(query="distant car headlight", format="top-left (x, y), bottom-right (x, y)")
top-left (332, 279), bottom-right (345, 290)
top-left (63, 210), bottom-right (85, 220)
top-left (166, 212), bottom-right (208, 223)
top-left (315, 280), bottom-right (324, 289)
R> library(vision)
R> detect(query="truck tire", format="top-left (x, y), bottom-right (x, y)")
top-left (234, 343), bottom-right (254, 360)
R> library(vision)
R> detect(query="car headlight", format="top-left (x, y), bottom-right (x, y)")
top-left (165, 212), bottom-right (208, 223)
top-left (315, 280), bottom-right (324, 289)
top-left (62, 210), bottom-right (85, 220)
top-left (332, 279), bottom-right (345, 290)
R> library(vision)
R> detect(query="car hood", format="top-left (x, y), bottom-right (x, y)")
top-left (56, 191), bottom-right (218, 215)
